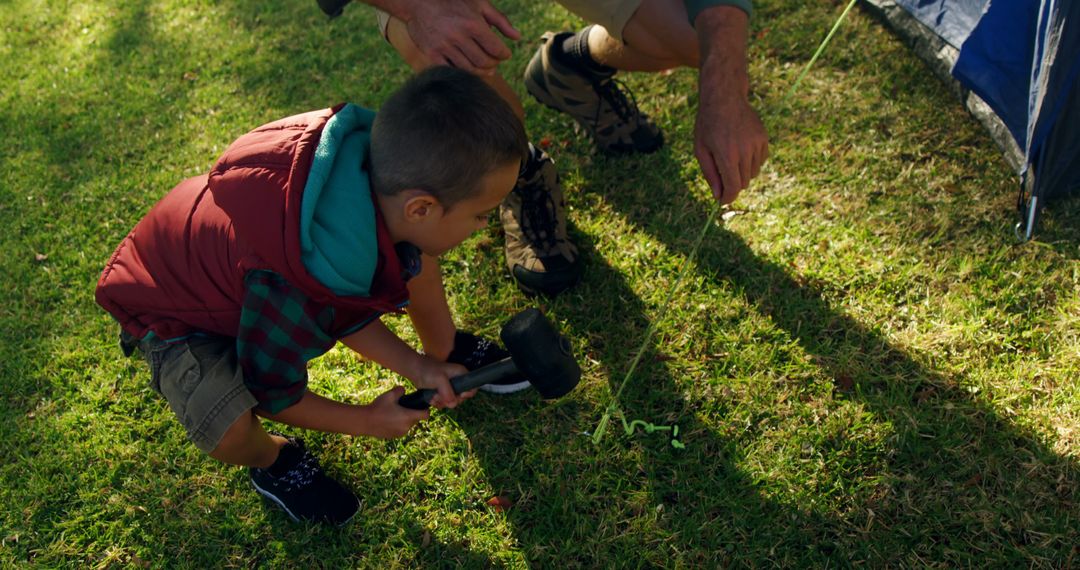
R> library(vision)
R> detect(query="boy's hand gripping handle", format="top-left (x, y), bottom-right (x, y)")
top-left (397, 358), bottom-right (518, 410)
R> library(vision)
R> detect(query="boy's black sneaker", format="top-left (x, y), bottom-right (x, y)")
top-left (250, 436), bottom-right (359, 525)
top-left (448, 331), bottom-right (531, 394)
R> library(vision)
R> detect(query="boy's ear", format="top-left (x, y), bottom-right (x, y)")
top-left (401, 191), bottom-right (441, 223)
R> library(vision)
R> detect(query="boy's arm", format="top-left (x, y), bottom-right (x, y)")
top-left (340, 319), bottom-right (471, 408)
top-left (404, 254), bottom-right (456, 360)
top-left (258, 387), bottom-right (428, 439)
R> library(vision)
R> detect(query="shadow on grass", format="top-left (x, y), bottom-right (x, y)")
top-left (526, 145), bottom-right (1077, 564)
top-left (449, 231), bottom-right (839, 566)
top-left (437, 143), bottom-right (1079, 565)
top-left (0, 0), bottom-right (166, 427)
top-left (1035, 195), bottom-right (1080, 261)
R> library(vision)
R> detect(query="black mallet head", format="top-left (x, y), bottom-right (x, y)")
top-left (500, 308), bottom-right (581, 398)
top-left (397, 308), bottom-right (580, 409)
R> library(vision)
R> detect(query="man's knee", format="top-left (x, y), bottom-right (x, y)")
top-left (621, 0), bottom-right (700, 67)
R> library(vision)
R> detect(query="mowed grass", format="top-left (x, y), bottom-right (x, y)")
top-left (2, 0), bottom-right (1078, 567)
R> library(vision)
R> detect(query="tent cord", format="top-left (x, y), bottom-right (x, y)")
top-left (591, 0), bottom-right (860, 447)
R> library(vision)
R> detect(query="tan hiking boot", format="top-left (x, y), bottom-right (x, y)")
top-left (500, 145), bottom-right (582, 296)
top-left (524, 30), bottom-right (664, 154)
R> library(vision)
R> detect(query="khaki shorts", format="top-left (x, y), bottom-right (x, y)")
top-left (134, 333), bottom-right (258, 454)
top-left (375, 0), bottom-right (645, 42)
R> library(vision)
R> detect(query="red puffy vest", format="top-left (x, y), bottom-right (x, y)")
top-left (96, 106), bottom-right (410, 341)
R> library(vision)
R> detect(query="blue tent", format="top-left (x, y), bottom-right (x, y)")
top-left (869, 0), bottom-right (1079, 240)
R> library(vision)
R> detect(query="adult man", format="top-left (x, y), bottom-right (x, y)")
top-left (320, 0), bottom-right (769, 296)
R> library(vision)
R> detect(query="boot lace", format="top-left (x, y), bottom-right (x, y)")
top-left (518, 177), bottom-right (562, 252)
top-left (593, 77), bottom-right (643, 126)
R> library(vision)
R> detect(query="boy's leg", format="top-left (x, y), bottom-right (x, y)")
top-left (380, 13), bottom-right (583, 297)
top-left (140, 334), bottom-right (260, 457)
top-left (209, 410), bottom-right (284, 467)
top-left (139, 334), bottom-right (359, 524)
top-left (523, 0), bottom-right (697, 153)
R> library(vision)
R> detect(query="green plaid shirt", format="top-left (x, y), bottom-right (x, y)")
top-left (236, 270), bottom-right (338, 414)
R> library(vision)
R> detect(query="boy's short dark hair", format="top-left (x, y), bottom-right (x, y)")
top-left (370, 66), bottom-right (528, 208)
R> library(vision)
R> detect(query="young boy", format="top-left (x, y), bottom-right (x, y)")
top-left (96, 67), bottom-right (529, 525)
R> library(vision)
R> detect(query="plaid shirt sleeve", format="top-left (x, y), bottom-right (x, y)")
top-left (237, 270), bottom-right (337, 414)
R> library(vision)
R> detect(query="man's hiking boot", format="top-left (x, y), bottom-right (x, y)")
top-left (500, 145), bottom-right (582, 296)
top-left (250, 436), bottom-right (359, 525)
top-left (525, 30), bottom-right (664, 154)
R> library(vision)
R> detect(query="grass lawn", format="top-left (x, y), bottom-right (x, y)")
top-left (2, 0), bottom-right (1078, 567)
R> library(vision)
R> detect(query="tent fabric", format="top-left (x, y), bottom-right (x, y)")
top-left (951, 0), bottom-right (1035, 148)
top-left (1025, 0), bottom-right (1080, 203)
top-left (894, 0), bottom-right (987, 48)
top-left (879, 0), bottom-right (1078, 239)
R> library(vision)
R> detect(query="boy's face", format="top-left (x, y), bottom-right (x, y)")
top-left (409, 160), bottom-right (520, 257)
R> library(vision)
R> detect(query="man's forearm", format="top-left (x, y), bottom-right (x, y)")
top-left (695, 6), bottom-right (751, 98)
top-left (363, 0), bottom-right (415, 21)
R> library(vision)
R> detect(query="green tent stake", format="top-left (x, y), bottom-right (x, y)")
top-left (592, 200), bottom-right (722, 446)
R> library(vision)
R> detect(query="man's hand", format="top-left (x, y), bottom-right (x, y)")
top-left (694, 87), bottom-right (768, 204)
top-left (362, 386), bottom-right (430, 438)
top-left (694, 6), bottom-right (769, 204)
top-left (397, 0), bottom-right (521, 75)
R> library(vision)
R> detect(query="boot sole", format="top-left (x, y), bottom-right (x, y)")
top-left (512, 263), bottom-right (582, 297)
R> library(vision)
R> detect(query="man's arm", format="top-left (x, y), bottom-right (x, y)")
top-left (326, 0), bottom-right (521, 75)
top-left (693, 5), bottom-right (769, 204)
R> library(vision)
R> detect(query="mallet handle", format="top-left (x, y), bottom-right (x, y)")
top-left (397, 358), bottom-right (519, 410)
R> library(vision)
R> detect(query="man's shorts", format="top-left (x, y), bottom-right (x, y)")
top-left (132, 332), bottom-right (258, 454)
top-left (375, 0), bottom-right (645, 43)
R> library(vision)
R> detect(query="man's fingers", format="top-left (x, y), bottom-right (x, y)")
top-left (442, 46), bottom-right (485, 75)
top-left (482, 5), bottom-right (521, 41)
top-left (424, 50), bottom-right (452, 68)
top-left (473, 26), bottom-right (512, 62)
top-left (457, 38), bottom-right (500, 72)
top-left (719, 154), bottom-right (742, 205)
top-left (696, 143), bottom-right (723, 201)
top-left (737, 148), bottom-right (751, 191)
top-left (752, 138), bottom-right (769, 182)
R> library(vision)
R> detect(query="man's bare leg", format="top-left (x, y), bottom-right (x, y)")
top-left (588, 0), bottom-right (699, 71)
